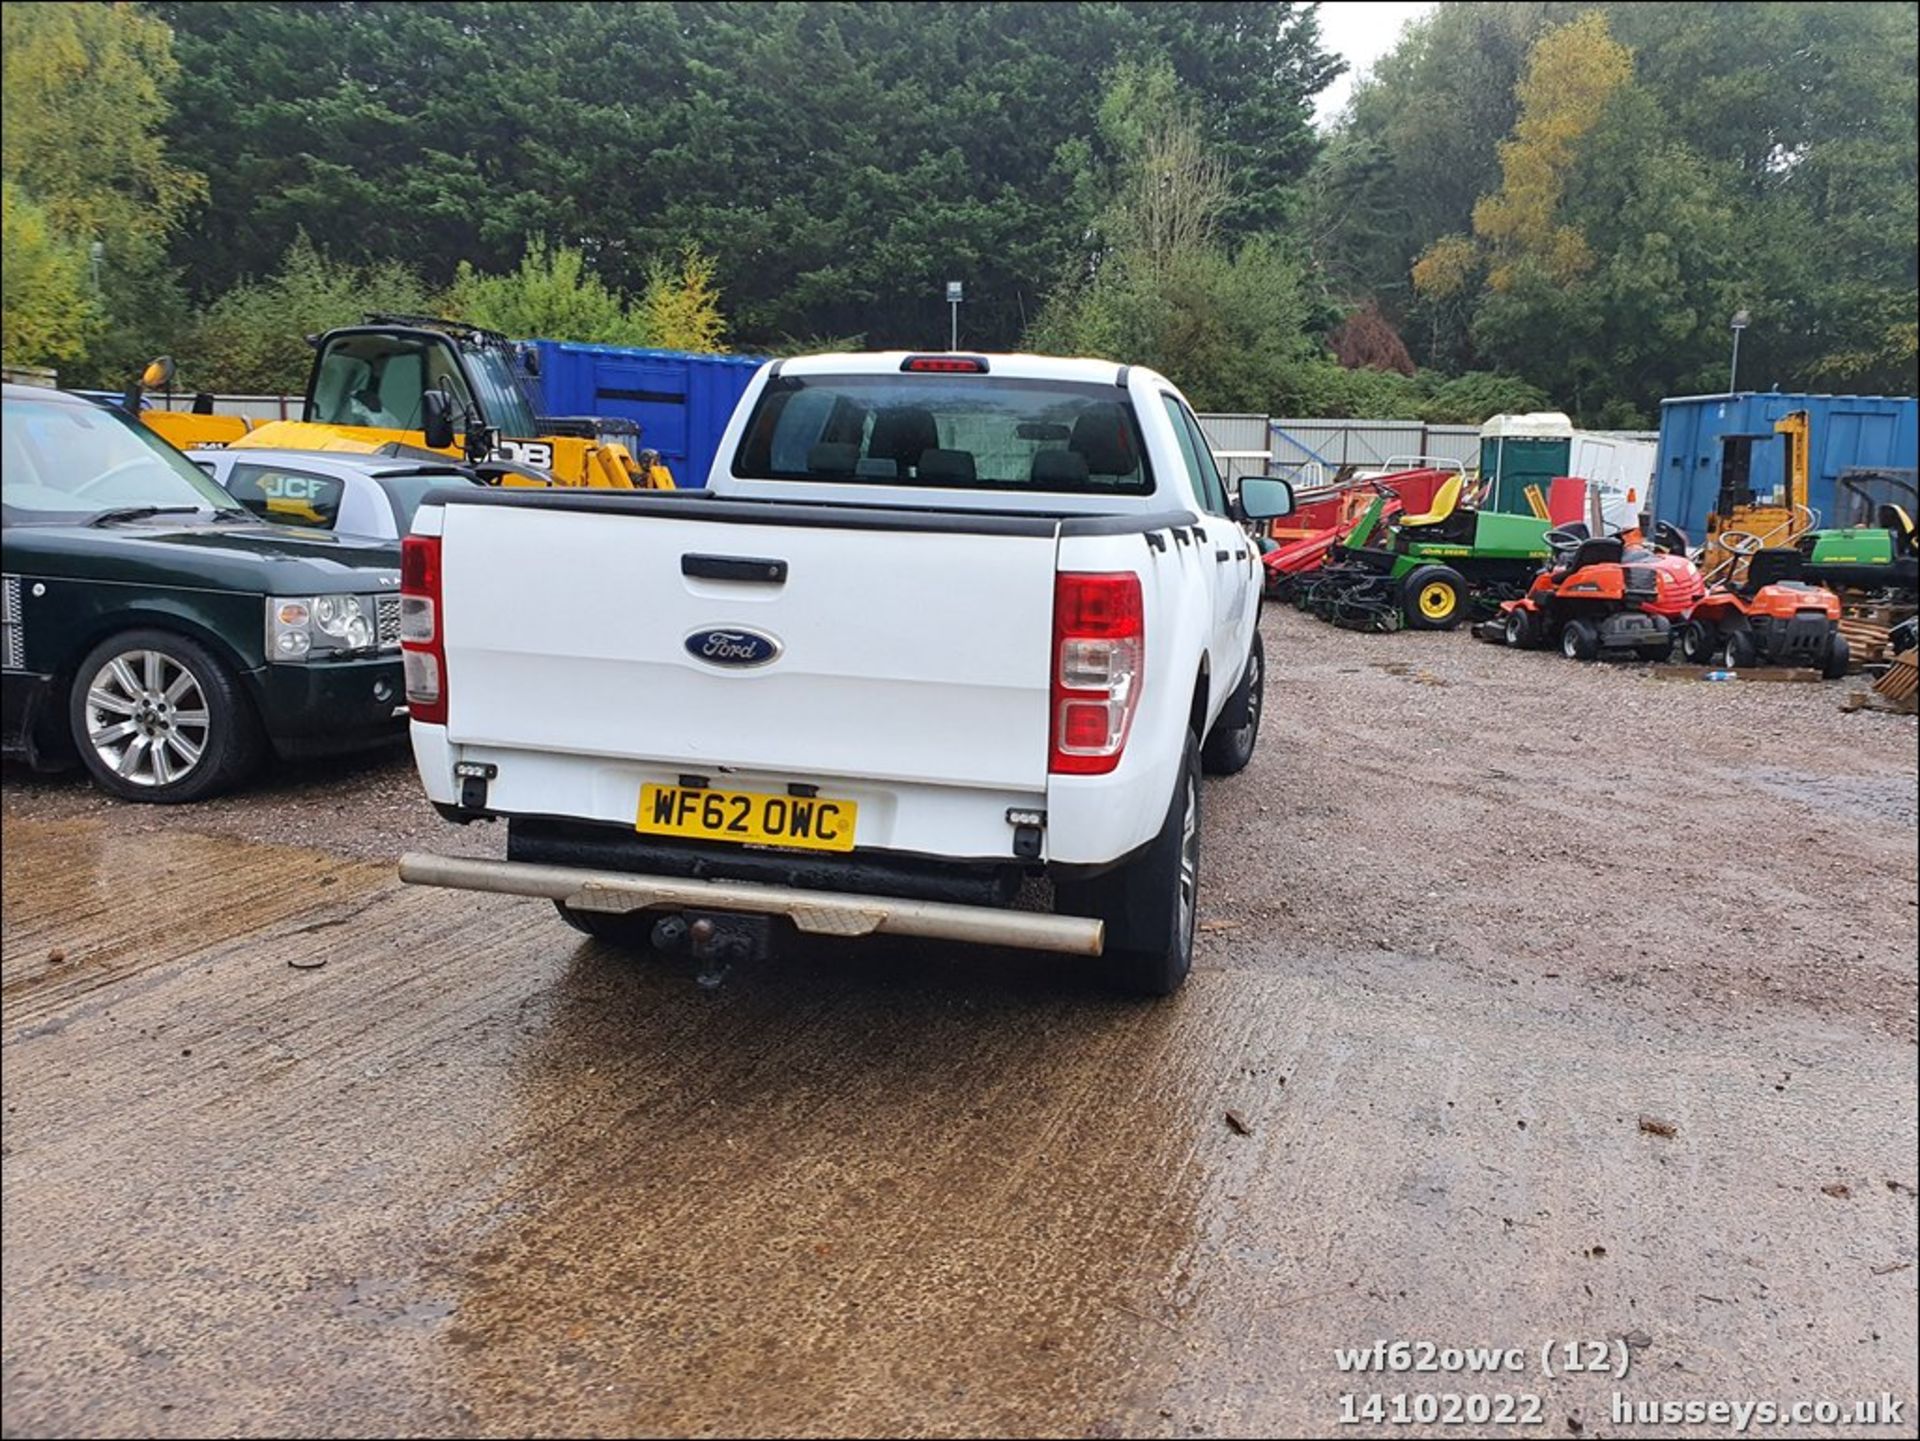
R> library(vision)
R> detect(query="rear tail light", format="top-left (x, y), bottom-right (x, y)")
top-left (1050, 572), bottom-right (1143, 774)
top-left (399, 534), bottom-right (447, 725)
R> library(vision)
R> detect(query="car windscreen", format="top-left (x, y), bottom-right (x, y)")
top-left (1, 395), bottom-right (248, 524)
top-left (732, 375), bottom-right (1153, 495)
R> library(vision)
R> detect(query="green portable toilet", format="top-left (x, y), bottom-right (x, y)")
top-left (1480, 412), bottom-right (1573, 515)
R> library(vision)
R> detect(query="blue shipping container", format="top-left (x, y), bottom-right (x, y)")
top-left (528, 342), bottom-right (766, 488)
top-left (1654, 391), bottom-right (1918, 539)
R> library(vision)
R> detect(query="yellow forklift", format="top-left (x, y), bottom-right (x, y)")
top-left (129, 316), bottom-right (673, 489)
top-left (1701, 410), bottom-right (1812, 585)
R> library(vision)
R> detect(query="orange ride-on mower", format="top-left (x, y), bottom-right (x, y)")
top-left (1676, 546), bottom-right (1850, 677)
top-left (1493, 523), bottom-right (1704, 662)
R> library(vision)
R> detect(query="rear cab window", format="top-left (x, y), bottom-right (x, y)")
top-left (226, 464), bottom-right (346, 529)
top-left (733, 374), bottom-right (1154, 496)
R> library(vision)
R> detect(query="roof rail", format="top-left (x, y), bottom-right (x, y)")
top-left (359, 313), bottom-right (513, 347)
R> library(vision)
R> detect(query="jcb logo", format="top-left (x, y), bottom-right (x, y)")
top-left (261, 475), bottom-right (325, 500)
top-left (492, 439), bottom-right (553, 470)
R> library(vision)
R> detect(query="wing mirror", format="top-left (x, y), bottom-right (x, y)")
top-left (421, 388), bottom-right (458, 451)
top-left (1236, 476), bottom-right (1296, 521)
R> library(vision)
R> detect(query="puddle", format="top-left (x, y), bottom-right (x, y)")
top-left (1728, 767), bottom-right (1919, 828)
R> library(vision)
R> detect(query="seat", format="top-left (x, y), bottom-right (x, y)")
top-left (1882, 504), bottom-right (1916, 555)
top-left (806, 441), bottom-right (859, 476)
top-left (1740, 546), bottom-right (1805, 595)
top-left (1069, 403), bottom-right (1138, 477)
top-left (1031, 449), bottom-right (1090, 487)
top-left (868, 407), bottom-right (939, 476)
top-left (1560, 537), bottom-right (1624, 576)
top-left (916, 448), bottom-right (976, 485)
top-left (1398, 474), bottom-right (1464, 529)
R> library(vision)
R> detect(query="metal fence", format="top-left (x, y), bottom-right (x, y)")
top-left (144, 393), bottom-right (303, 422)
top-left (1267, 419), bottom-right (1483, 483)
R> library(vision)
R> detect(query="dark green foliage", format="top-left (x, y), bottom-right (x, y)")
top-left (152, 1), bottom-right (1340, 353)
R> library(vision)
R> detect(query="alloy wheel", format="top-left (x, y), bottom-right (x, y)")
top-left (83, 649), bottom-right (211, 788)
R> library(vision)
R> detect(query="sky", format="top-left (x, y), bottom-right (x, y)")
top-left (1312, 1), bottom-right (1437, 129)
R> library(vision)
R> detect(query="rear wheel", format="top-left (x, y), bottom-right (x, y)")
top-left (1680, 620), bottom-right (1719, 665)
top-left (1821, 630), bottom-right (1851, 680)
top-left (1402, 565), bottom-right (1468, 631)
top-left (1561, 619), bottom-right (1600, 661)
top-left (1201, 631), bottom-right (1263, 776)
top-left (67, 629), bottom-right (261, 803)
top-left (1055, 733), bottom-right (1200, 998)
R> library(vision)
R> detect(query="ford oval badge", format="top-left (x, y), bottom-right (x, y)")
top-left (685, 626), bottom-right (783, 668)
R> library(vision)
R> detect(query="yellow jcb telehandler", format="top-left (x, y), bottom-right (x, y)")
top-left (130, 316), bottom-right (673, 489)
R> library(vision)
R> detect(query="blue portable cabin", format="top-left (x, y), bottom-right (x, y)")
top-left (1653, 391), bottom-right (1918, 539)
top-left (525, 342), bottom-right (767, 488)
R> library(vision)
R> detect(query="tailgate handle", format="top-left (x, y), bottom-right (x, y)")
top-left (682, 554), bottom-right (788, 584)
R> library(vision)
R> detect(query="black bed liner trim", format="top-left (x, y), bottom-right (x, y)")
top-left (424, 484), bottom-right (1195, 539)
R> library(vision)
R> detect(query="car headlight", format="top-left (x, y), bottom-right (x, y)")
top-left (268, 593), bottom-right (379, 661)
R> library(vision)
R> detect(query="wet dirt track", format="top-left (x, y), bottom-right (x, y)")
top-left (4, 605), bottom-right (1916, 1438)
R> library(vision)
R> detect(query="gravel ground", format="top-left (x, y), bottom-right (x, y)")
top-left (4, 602), bottom-right (1915, 1438)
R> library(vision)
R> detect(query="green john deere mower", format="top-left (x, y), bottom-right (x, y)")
top-left (1295, 475), bottom-right (1553, 630)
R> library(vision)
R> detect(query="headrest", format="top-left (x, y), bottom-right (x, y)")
top-left (869, 406), bottom-right (940, 467)
top-left (807, 441), bottom-right (859, 475)
top-left (1070, 403), bottom-right (1138, 476)
top-left (1031, 449), bottom-right (1090, 487)
top-left (915, 448), bottom-right (976, 485)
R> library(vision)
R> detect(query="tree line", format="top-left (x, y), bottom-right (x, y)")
top-left (3, 1), bottom-right (1914, 426)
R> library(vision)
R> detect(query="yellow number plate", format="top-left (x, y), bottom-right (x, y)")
top-left (637, 783), bottom-right (857, 853)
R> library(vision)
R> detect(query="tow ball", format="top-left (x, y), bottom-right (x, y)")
top-left (649, 910), bottom-right (776, 964)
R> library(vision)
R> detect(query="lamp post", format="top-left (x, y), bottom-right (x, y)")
top-left (89, 240), bottom-right (105, 291)
top-left (946, 280), bottom-right (963, 351)
top-left (1727, 308), bottom-right (1750, 393)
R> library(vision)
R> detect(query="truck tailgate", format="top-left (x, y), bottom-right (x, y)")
top-left (437, 500), bottom-right (1059, 790)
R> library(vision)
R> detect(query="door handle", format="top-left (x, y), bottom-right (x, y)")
top-left (682, 554), bottom-right (788, 583)
top-left (1214, 549), bottom-right (1231, 562)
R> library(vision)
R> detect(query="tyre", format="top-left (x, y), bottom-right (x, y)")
top-left (553, 901), bottom-right (658, 949)
top-left (1402, 565), bottom-right (1468, 631)
top-left (1724, 626), bottom-right (1758, 668)
top-left (1055, 733), bottom-right (1201, 998)
top-left (1679, 620), bottom-right (1719, 665)
top-left (1821, 630), bottom-right (1851, 680)
top-left (1504, 607), bottom-right (1539, 649)
top-left (1561, 618), bottom-right (1600, 661)
top-left (1201, 630), bottom-right (1263, 776)
top-left (67, 629), bottom-right (261, 803)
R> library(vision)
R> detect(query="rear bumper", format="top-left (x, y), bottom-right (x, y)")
top-left (397, 851), bottom-right (1104, 956)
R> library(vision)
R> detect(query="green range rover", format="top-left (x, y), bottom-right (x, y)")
top-left (2, 384), bottom-right (408, 802)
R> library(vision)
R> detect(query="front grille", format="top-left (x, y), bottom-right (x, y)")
top-left (2, 575), bottom-right (22, 670)
top-left (376, 593), bottom-right (402, 650)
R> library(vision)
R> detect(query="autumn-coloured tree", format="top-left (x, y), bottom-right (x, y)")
top-left (1328, 301), bottom-right (1415, 375)
top-left (638, 246), bottom-right (729, 354)
top-left (1413, 11), bottom-right (1632, 300)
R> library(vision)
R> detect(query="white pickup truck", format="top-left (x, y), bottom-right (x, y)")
top-left (397, 352), bottom-right (1295, 994)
